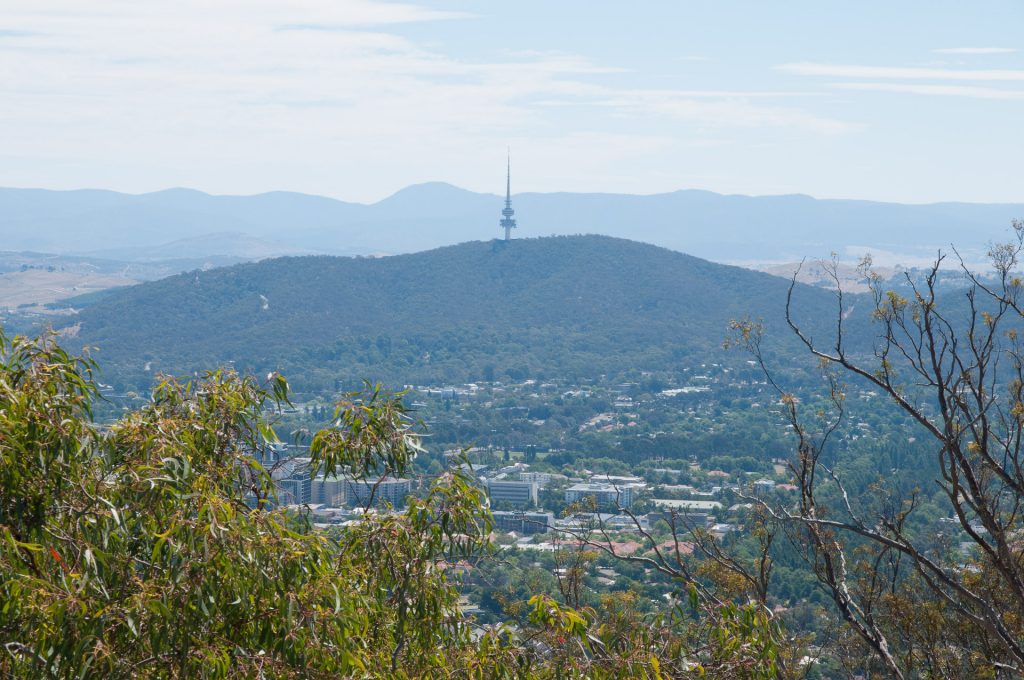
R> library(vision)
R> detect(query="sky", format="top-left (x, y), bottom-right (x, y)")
top-left (1, 1), bottom-right (1023, 204)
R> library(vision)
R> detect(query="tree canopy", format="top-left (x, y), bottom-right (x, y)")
top-left (67, 235), bottom-right (851, 393)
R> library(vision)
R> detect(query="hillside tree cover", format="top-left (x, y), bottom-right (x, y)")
top-left (67, 235), bottom-right (853, 393)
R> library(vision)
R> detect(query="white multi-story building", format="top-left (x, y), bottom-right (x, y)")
top-left (590, 474), bottom-right (645, 489)
top-left (565, 483), bottom-right (634, 510)
top-left (486, 479), bottom-right (539, 508)
top-left (519, 472), bottom-right (552, 487)
top-left (276, 477), bottom-right (311, 505)
top-left (310, 474), bottom-right (346, 506)
top-left (344, 477), bottom-right (414, 508)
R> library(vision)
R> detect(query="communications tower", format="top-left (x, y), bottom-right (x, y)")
top-left (499, 152), bottom-right (516, 241)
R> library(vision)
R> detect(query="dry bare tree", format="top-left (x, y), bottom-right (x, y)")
top-left (732, 221), bottom-right (1024, 678)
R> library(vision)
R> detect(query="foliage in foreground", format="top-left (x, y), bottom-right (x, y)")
top-left (0, 331), bottom-right (783, 678)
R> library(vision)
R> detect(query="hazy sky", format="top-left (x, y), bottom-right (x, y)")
top-left (2, 1), bottom-right (1022, 203)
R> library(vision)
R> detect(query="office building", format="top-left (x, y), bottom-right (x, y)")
top-left (565, 483), bottom-right (633, 510)
top-left (486, 479), bottom-right (538, 508)
top-left (344, 476), bottom-right (414, 509)
top-left (492, 510), bottom-right (553, 534)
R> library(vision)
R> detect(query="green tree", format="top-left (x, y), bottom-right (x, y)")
top-left (0, 331), bottom-right (496, 678)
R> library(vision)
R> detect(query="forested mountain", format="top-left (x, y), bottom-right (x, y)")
top-left (4, 184), bottom-right (1021, 264)
top-left (69, 235), bottom-right (862, 392)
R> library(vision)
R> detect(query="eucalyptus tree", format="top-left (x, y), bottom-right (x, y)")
top-left (0, 331), bottom-right (498, 678)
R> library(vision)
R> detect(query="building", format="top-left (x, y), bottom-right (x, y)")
top-left (651, 499), bottom-right (722, 512)
top-left (590, 474), bottom-right (646, 490)
top-left (554, 512), bottom-right (620, 531)
top-left (647, 510), bottom-right (713, 530)
top-left (486, 479), bottom-right (538, 508)
top-left (310, 474), bottom-right (346, 506)
top-left (344, 476), bottom-right (414, 509)
top-left (752, 479), bottom-right (776, 496)
top-left (276, 476), bottom-right (311, 505)
top-left (273, 456), bottom-right (313, 505)
top-left (565, 482), bottom-right (634, 510)
top-left (492, 510), bottom-right (553, 534)
top-left (519, 471), bottom-right (551, 486)
top-left (520, 471), bottom-right (567, 488)
top-left (710, 523), bottom-right (735, 540)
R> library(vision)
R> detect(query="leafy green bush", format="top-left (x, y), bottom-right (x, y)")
top-left (0, 331), bottom-right (494, 678)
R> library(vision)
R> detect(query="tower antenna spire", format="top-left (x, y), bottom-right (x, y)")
top-left (499, 148), bottom-right (517, 241)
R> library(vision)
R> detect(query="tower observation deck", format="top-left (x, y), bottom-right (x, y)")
top-left (499, 153), bottom-right (516, 241)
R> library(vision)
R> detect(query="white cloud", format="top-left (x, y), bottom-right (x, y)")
top-left (0, 3), bottom-right (853, 137)
top-left (933, 47), bottom-right (1017, 55)
top-left (6, 0), bottom-right (474, 28)
top-left (593, 91), bottom-right (856, 134)
top-left (778, 62), bottom-right (1024, 81)
top-left (833, 82), bottom-right (1024, 100)
top-left (0, 1), bottom-right (859, 199)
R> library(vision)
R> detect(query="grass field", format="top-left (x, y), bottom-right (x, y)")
top-left (0, 269), bottom-right (137, 309)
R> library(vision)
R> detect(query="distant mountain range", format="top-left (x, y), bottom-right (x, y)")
top-left (89, 232), bottom-right (312, 263)
top-left (3, 184), bottom-right (1021, 265)
top-left (67, 235), bottom-right (864, 393)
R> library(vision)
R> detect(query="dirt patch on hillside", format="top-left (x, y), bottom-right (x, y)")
top-left (0, 270), bottom-right (137, 309)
